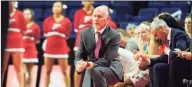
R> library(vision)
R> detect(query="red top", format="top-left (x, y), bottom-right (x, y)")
top-left (9, 10), bottom-right (27, 34)
top-left (6, 9), bottom-right (27, 50)
top-left (107, 17), bottom-right (117, 30)
top-left (23, 22), bottom-right (40, 59)
top-left (23, 22), bottom-right (41, 44)
top-left (43, 16), bottom-right (72, 55)
top-left (43, 16), bottom-right (72, 38)
top-left (74, 8), bottom-right (93, 33)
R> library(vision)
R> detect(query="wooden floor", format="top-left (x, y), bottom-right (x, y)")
top-left (6, 65), bottom-right (38, 87)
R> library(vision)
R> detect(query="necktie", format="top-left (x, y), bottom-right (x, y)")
top-left (167, 40), bottom-right (170, 64)
top-left (168, 55), bottom-right (170, 64)
top-left (95, 32), bottom-right (101, 59)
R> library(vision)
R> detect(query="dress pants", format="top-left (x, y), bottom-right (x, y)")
top-left (82, 67), bottom-right (120, 87)
top-left (149, 63), bottom-right (169, 87)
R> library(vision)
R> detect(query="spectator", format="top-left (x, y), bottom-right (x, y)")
top-left (184, 13), bottom-right (192, 38)
top-left (117, 29), bottom-right (138, 52)
top-left (176, 14), bottom-right (192, 61)
top-left (125, 23), bottom-right (137, 37)
top-left (134, 22), bottom-right (151, 53)
top-left (114, 47), bottom-right (150, 87)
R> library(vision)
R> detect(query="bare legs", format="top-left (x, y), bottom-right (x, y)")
top-left (44, 58), bottom-right (70, 87)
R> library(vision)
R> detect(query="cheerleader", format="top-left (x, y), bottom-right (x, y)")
top-left (43, 1), bottom-right (72, 87)
top-left (22, 8), bottom-right (40, 87)
top-left (73, 1), bottom-right (94, 87)
top-left (73, 0), bottom-right (94, 52)
top-left (2, 1), bottom-right (27, 87)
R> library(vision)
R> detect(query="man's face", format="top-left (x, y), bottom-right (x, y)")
top-left (185, 17), bottom-right (192, 33)
top-left (92, 10), bottom-right (107, 30)
top-left (151, 27), bottom-right (168, 43)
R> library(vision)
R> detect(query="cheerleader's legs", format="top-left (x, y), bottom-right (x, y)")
top-left (12, 52), bottom-right (24, 87)
top-left (58, 58), bottom-right (71, 87)
top-left (2, 52), bottom-right (11, 86)
top-left (74, 51), bottom-right (82, 87)
top-left (23, 63), bottom-right (34, 87)
top-left (44, 57), bottom-right (54, 87)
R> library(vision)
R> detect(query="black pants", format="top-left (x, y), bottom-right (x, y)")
top-left (149, 63), bottom-right (169, 87)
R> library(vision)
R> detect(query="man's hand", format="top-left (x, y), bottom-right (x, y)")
top-left (137, 57), bottom-right (150, 70)
top-left (134, 52), bottom-right (146, 60)
top-left (176, 51), bottom-right (192, 60)
top-left (75, 59), bottom-right (88, 73)
top-left (87, 62), bottom-right (94, 69)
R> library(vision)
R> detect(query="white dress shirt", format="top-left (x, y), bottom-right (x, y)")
top-left (93, 26), bottom-right (106, 42)
top-left (165, 28), bottom-right (172, 55)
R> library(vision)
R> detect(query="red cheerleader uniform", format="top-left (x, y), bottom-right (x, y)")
top-left (5, 10), bottom-right (27, 52)
top-left (73, 9), bottom-right (93, 51)
top-left (107, 17), bottom-right (117, 30)
top-left (22, 22), bottom-right (40, 63)
top-left (43, 16), bottom-right (72, 58)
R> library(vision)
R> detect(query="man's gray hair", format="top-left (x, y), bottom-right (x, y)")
top-left (94, 5), bottom-right (109, 18)
top-left (150, 19), bottom-right (168, 30)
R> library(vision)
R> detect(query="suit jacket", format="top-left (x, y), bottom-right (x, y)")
top-left (150, 28), bottom-right (191, 87)
top-left (75, 25), bottom-right (123, 81)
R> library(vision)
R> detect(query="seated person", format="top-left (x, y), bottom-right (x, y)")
top-left (117, 29), bottom-right (138, 52)
top-left (136, 19), bottom-right (191, 87)
top-left (114, 48), bottom-right (150, 87)
top-left (184, 13), bottom-right (192, 38)
top-left (134, 22), bottom-right (151, 54)
top-left (125, 23), bottom-right (137, 37)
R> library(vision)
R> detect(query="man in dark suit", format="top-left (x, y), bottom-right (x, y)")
top-left (136, 19), bottom-right (191, 87)
top-left (75, 5), bottom-right (123, 87)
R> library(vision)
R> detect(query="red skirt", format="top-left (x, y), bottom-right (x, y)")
top-left (5, 32), bottom-right (24, 52)
top-left (44, 36), bottom-right (70, 58)
top-left (23, 39), bottom-right (38, 63)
